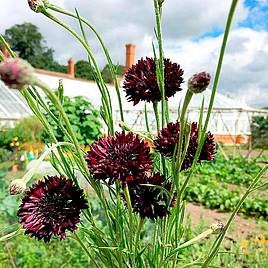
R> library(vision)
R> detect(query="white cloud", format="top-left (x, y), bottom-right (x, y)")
top-left (0, 0), bottom-right (248, 65)
top-left (1, 0), bottom-right (267, 107)
top-left (167, 28), bottom-right (268, 108)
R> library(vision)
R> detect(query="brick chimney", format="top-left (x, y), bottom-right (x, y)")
top-left (125, 44), bottom-right (136, 72)
top-left (0, 45), bottom-right (9, 58)
top-left (68, 58), bottom-right (75, 78)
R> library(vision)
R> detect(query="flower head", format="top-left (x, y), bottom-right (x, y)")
top-left (127, 173), bottom-right (176, 219)
top-left (9, 179), bottom-right (27, 195)
top-left (210, 222), bottom-right (224, 234)
top-left (86, 132), bottom-right (153, 185)
top-left (123, 57), bottom-right (184, 105)
top-left (188, 72), bottom-right (211, 94)
top-left (17, 176), bottom-right (88, 242)
top-left (0, 58), bottom-right (34, 89)
top-left (154, 122), bottom-right (216, 170)
top-left (28, 0), bottom-right (48, 13)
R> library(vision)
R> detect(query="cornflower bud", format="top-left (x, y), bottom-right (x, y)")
top-left (0, 58), bottom-right (34, 89)
top-left (28, 0), bottom-right (48, 13)
top-left (188, 72), bottom-right (211, 94)
top-left (9, 179), bottom-right (27, 195)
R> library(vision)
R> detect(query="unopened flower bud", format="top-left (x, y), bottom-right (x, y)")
top-left (188, 72), bottom-right (211, 94)
top-left (210, 222), bottom-right (224, 234)
top-left (9, 179), bottom-right (27, 195)
top-left (28, 0), bottom-right (48, 13)
top-left (0, 58), bottom-right (34, 89)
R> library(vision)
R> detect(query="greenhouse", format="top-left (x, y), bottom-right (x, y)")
top-left (0, 81), bottom-right (32, 128)
top-left (1, 72), bottom-right (268, 145)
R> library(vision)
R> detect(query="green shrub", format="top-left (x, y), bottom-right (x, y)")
top-left (42, 96), bottom-right (102, 145)
top-left (101, 64), bottom-right (125, 83)
top-left (251, 116), bottom-right (268, 149)
top-left (0, 148), bottom-right (12, 162)
top-left (185, 154), bottom-right (268, 218)
top-left (0, 116), bottom-right (44, 150)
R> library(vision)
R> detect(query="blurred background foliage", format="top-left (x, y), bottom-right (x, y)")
top-left (251, 116), bottom-right (268, 149)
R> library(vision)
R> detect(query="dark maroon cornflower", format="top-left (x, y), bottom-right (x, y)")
top-left (127, 173), bottom-right (176, 219)
top-left (153, 122), bottom-right (216, 170)
top-left (86, 132), bottom-right (153, 185)
top-left (188, 72), bottom-right (211, 94)
top-left (123, 57), bottom-right (184, 105)
top-left (17, 176), bottom-right (88, 243)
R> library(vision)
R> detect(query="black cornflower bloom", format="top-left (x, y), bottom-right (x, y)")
top-left (127, 173), bottom-right (176, 219)
top-left (123, 57), bottom-right (184, 105)
top-left (154, 122), bottom-right (216, 170)
top-left (17, 176), bottom-right (88, 242)
top-left (86, 132), bottom-right (153, 185)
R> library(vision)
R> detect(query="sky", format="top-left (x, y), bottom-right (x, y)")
top-left (0, 0), bottom-right (268, 108)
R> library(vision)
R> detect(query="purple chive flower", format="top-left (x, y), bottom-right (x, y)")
top-left (123, 57), bottom-right (184, 105)
top-left (154, 122), bottom-right (216, 170)
top-left (17, 176), bottom-right (88, 243)
top-left (86, 132), bottom-right (153, 185)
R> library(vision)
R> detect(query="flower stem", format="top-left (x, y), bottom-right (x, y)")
top-left (153, 102), bottom-right (160, 132)
top-left (153, 0), bottom-right (166, 129)
top-left (202, 164), bottom-right (268, 267)
top-left (123, 186), bottom-right (134, 266)
top-left (47, 4), bottom-right (124, 123)
top-left (73, 233), bottom-right (100, 268)
top-left (134, 218), bottom-right (144, 258)
top-left (178, 0), bottom-right (239, 205)
top-left (41, 10), bottom-right (114, 134)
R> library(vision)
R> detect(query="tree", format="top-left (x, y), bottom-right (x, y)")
top-left (4, 23), bottom-right (66, 72)
top-left (75, 60), bottom-right (95, 80)
top-left (101, 64), bottom-right (125, 83)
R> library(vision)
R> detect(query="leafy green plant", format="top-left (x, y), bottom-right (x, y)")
top-left (42, 96), bottom-right (102, 145)
top-left (251, 116), bottom-right (268, 149)
top-left (0, 116), bottom-right (44, 150)
top-left (196, 154), bottom-right (263, 187)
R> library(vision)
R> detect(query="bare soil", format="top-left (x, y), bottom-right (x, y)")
top-left (185, 203), bottom-right (268, 241)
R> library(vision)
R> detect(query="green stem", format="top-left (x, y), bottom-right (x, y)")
top-left (144, 103), bottom-right (151, 133)
top-left (47, 4), bottom-right (124, 123)
top-left (0, 35), bottom-right (16, 58)
top-left (134, 218), bottom-right (144, 258)
top-left (153, 102), bottom-right (160, 132)
top-left (202, 164), bottom-right (268, 267)
top-left (41, 10), bottom-right (114, 134)
top-left (123, 186), bottom-right (134, 266)
top-left (203, 1), bottom-right (238, 134)
top-left (73, 233), bottom-right (100, 268)
top-left (35, 80), bottom-right (92, 182)
top-left (177, 0), bottom-right (239, 202)
top-left (153, 0), bottom-right (166, 129)
top-left (119, 121), bottom-right (153, 142)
